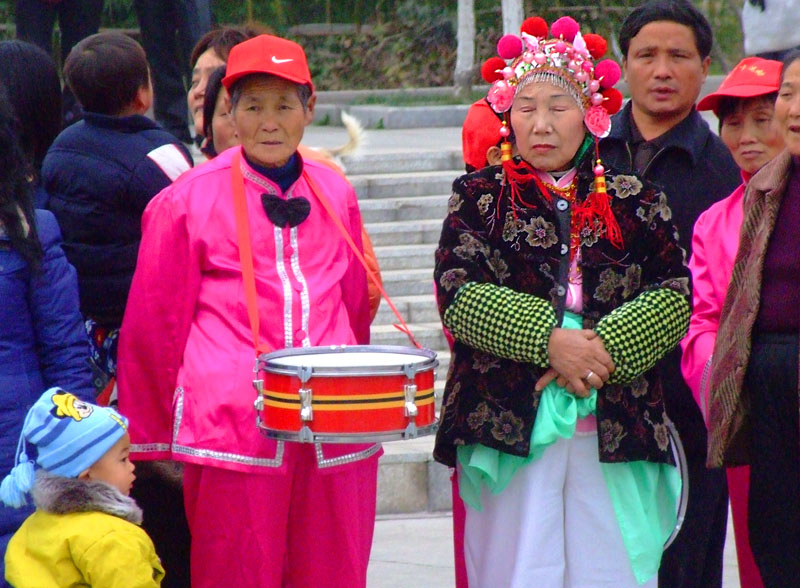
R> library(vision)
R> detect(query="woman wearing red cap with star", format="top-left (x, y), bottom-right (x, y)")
top-left (682, 55), bottom-right (785, 588)
top-left (116, 34), bottom-right (379, 588)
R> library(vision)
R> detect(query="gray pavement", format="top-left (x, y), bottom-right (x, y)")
top-left (368, 509), bottom-right (741, 588)
top-left (304, 124), bottom-right (463, 154)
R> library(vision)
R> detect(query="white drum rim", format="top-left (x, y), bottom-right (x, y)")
top-left (258, 344), bottom-right (438, 377)
top-left (664, 419), bottom-right (689, 549)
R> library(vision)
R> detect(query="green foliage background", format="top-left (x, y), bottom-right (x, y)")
top-left (0, 0), bottom-right (745, 90)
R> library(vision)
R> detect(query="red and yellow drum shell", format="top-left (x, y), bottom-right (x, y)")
top-left (256, 346), bottom-right (438, 440)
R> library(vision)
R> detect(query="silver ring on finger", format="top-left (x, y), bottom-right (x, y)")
top-left (585, 370), bottom-right (594, 381)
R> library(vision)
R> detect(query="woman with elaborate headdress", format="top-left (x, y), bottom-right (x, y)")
top-left (434, 15), bottom-right (690, 587)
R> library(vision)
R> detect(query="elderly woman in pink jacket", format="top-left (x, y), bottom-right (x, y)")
top-left (116, 35), bottom-right (378, 588)
top-left (681, 56), bottom-right (784, 588)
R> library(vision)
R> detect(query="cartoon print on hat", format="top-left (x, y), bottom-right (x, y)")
top-left (51, 391), bottom-right (94, 421)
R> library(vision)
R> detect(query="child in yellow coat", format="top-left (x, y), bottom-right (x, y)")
top-left (0, 388), bottom-right (164, 587)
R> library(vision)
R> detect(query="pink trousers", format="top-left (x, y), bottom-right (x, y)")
top-left (728, 465), bottom-right (764, 588)
top-left (451, 470), bottom-right (469, 588)
top-left (183, 444), bottom-right (379, 588)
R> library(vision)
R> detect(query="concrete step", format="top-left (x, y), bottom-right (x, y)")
top-left (365, 219), bottom-right (442, 247)
top-left (380, 267), bottom-right (436, 298)
top-left (359, 194), bottom-right (449, 224)
top-left (315, 103), bottom-right (470, 130)
top-left (373, 294), bottom-right (440, 325)
top-left (342, 150), bottom-right (463, 176)
top-left (377, 435), bottom-right (452, 515)
top-left (370, 322), bottom-right (449, 351)
top-left (350, 170), bottom-right (459, 200)
top-left (372, 243), bottom-right (436, 271)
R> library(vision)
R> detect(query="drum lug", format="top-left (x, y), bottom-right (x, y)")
top-left (253, 379), bottom-right (264, 411)
top-left (403, 421), bottom-right (418, 439)
top-left (298, 365), bottom-right (313, 383)
top-left (404, 383), bottom-right (418, 418)
top-left (298, 425), bottom-right (314, 443)
top-left (299, 386), bottom-right (313, 422)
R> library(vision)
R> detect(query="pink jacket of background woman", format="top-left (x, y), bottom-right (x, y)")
top-left (681, 173), bottom-right (763, 588)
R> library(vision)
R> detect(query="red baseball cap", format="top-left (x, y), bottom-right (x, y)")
top-left (697, 56), bottom-right (782, 115)
top-left (222, 34), bottom-right (314, 93)
top-left (462, 99), bottom-right (504, 171)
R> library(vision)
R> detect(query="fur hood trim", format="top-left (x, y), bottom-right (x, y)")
top-left (32, 471), bottom-right (142, 525)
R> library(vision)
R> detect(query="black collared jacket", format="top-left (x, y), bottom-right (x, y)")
top-left (600, 103), bottom-right (741, 458)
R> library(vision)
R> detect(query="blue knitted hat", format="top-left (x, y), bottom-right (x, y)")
top-left (0, 388), bottom-right (128, 507)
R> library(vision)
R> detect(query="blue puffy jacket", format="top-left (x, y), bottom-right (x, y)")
top-left (43, 113), bottom-right (192, 326)
top-left (0, 210), bottom-right (93, 570)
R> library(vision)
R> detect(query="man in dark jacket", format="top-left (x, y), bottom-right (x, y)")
top-left (599, 2), bottom-right (740, 587)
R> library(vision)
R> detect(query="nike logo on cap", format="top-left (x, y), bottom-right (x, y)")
top-left (272, 56), bottom-right (293, 64)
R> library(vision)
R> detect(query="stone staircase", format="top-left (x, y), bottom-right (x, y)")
top-left (339, 146), bottom-right (463, 515)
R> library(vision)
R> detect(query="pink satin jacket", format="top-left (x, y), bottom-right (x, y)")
top-left (117, 147), bottom-right (379, 472)
top-left (681, 177), bottom-right (747, 424)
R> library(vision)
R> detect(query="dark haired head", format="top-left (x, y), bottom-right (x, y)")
top-left (0, 40), bottom-right (62, 179)
top-left (229, 74), bottom-right (312, 110)
top-left (716, 93), bottom-right (777, 132)
top-left (64, 32), bottom-right (150, 116)
top-left (0, 85), bottom-right (42, 267)
top-left (781, 49), bottom-right (800, 85)
top-left (619, 0), bottom-right (713, 60)
top-left (190, 24), bottom-right (270, 69)
top-left (200, 65), bottom-right (228, 158)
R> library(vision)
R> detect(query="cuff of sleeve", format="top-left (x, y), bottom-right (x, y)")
top-left (595, 287), bottom-right (690, 384)
top-left (444, 282), bottom-right (556, 365)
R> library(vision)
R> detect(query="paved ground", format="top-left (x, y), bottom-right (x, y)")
top-left (304, 124), bottom-right (463, 154)
top-left (368, 509), bottom-right (742, 588)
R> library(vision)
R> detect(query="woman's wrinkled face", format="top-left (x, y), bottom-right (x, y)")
top-left (188, 48), bottom-right (226, 135)
top-left (720, 97), bottom-right (784, 175)
top-left (211, 87), bottom-right (238, 155)
top-left (232, 75), bottom-right (314, 168)
top-left (775, 59), bottom-right (800, 156)
top-left (510, 81), bottom-right (586, 172)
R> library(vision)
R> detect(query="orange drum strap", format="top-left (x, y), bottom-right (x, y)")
top-left (302, 170), bottom-right (421, 349)
top-left (231, 151), bottom-right (270, 356)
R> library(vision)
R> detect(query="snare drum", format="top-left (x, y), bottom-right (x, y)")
top-left (253, 345), bottom-right (439, 443)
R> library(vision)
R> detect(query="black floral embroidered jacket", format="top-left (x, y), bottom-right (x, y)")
top-left (433, 158), bottom-right (691, 468)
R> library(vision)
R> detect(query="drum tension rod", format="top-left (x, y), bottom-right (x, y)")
top-left (253, 357), bottom-right (265, 413)
top-left (402, 363), bottom-right (418, 438)
top-left (297, 365), bottom-right (315, 443)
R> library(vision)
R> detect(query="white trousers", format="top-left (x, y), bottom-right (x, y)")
top-left (463, 434), bottom-right (659, 588)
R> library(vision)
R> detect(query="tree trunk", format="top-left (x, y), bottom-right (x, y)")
top-left (454, 0), bottom-right (476, 99)
top-left (502, 0), bottom-right (524, 36)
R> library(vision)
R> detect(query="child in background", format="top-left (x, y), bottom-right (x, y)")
top-left (42, 32), bottom-right (193, 400)
top-left (0, 388), bottom-right (164, 587)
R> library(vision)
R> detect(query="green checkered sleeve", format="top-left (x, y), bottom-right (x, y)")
top-left (594, 287), bottom-right (690, 384)
top-left (443, 281), bottom-right (556, 366)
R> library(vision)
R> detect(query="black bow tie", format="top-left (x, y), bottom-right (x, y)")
top-left (261, 194), bottom-right (311, 228)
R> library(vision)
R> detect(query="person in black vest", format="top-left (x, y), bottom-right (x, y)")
top-left (599, 2), bottom-right (741, 586)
